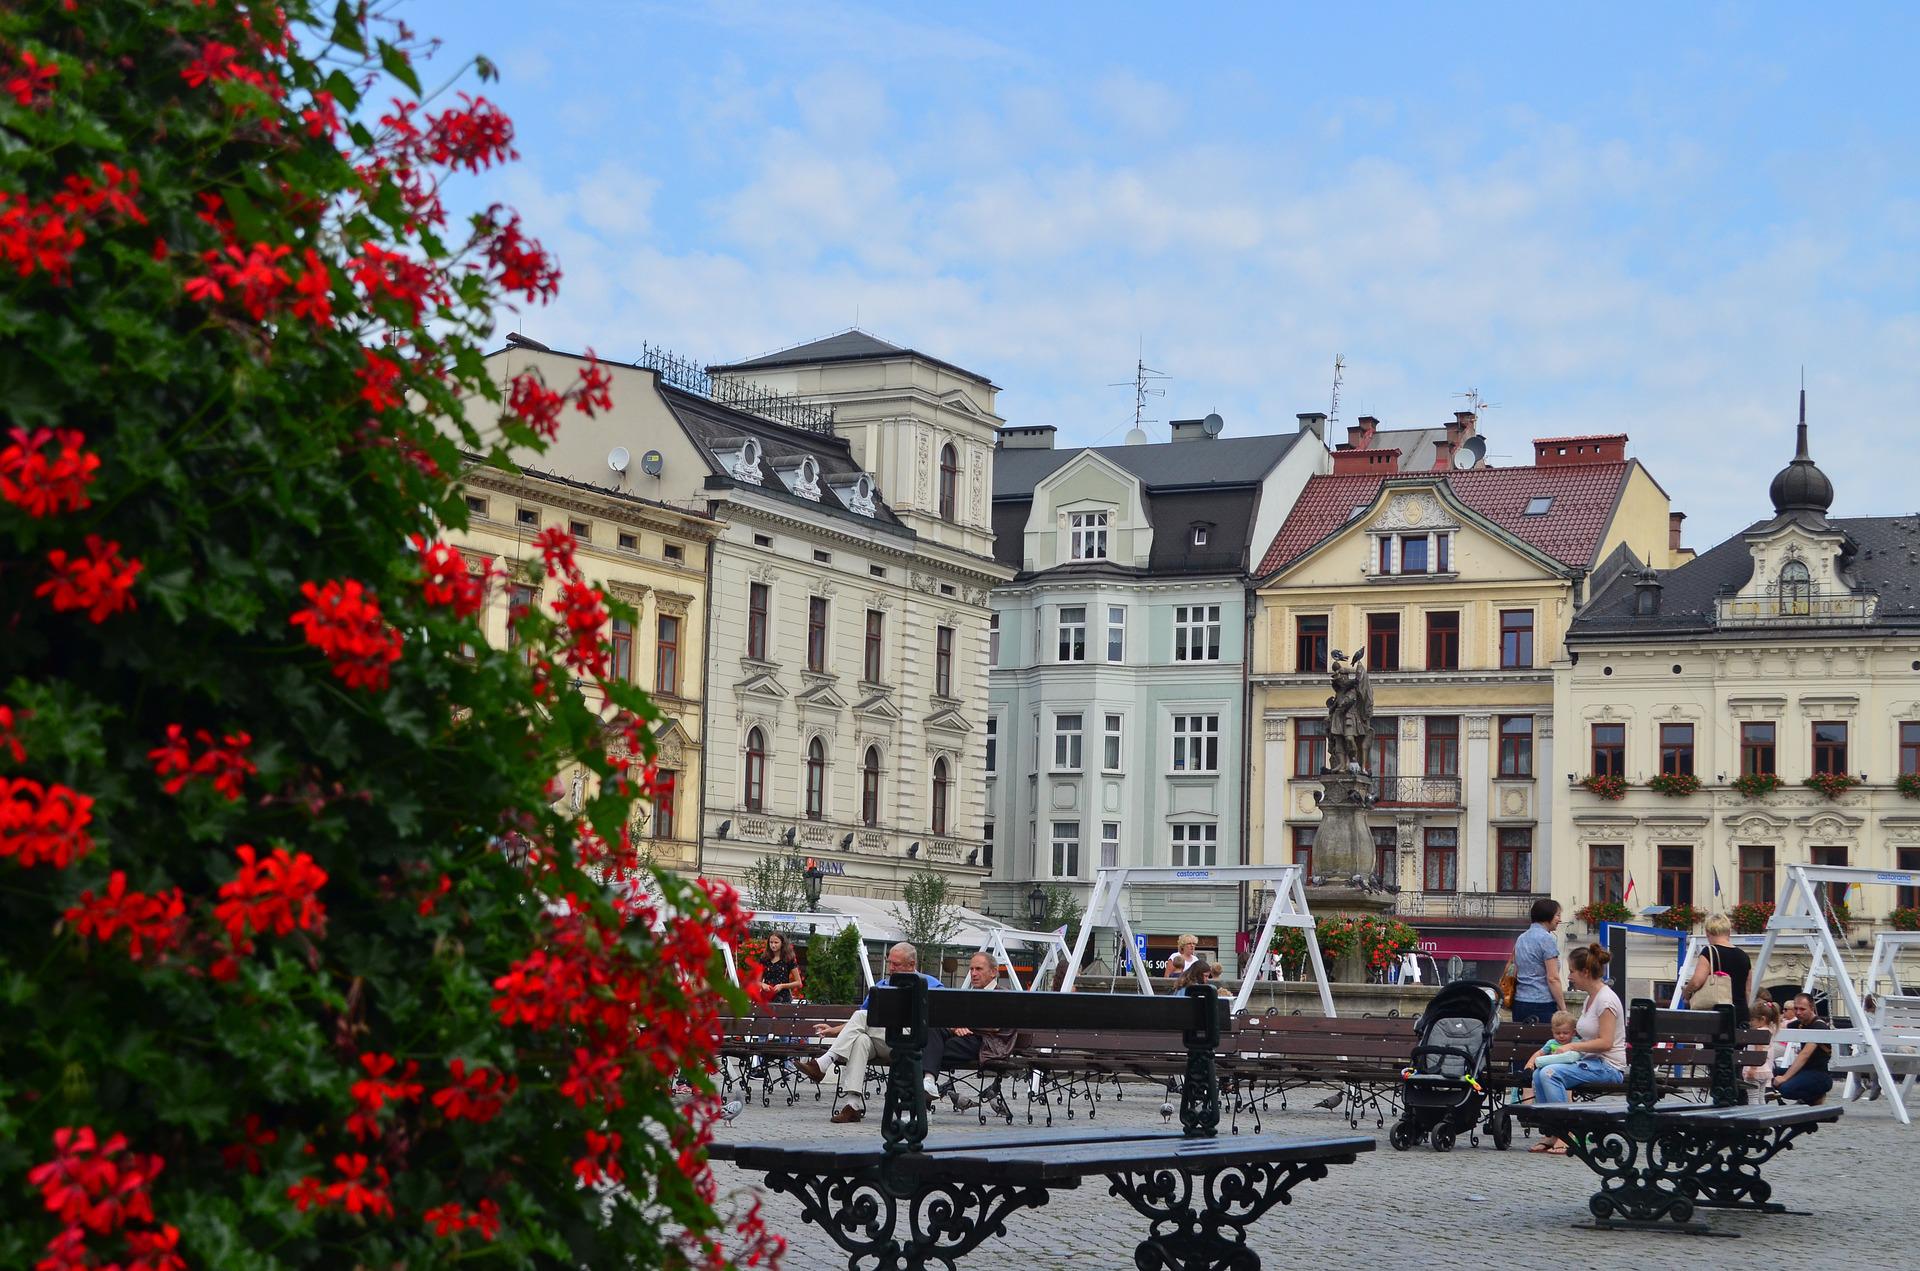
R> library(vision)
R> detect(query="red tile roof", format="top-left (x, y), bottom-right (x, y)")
top-left (1256, 461), bottom-right (1636, 577)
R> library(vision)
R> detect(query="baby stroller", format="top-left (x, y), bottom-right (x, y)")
top-left (1388, 979), bottom-right (1512, 1152)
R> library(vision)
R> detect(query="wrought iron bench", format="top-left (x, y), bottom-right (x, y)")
top-left (711, 977), bottom-right (1374, 1270)
top-left (1515, 1000), bottom-right (1841, 1234)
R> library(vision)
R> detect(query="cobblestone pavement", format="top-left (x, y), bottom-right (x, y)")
top-left (710, 1077), bottom-right (1918, 1270)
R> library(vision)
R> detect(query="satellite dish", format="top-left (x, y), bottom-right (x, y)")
top-left (641, 449), bottom-right (664, 476)
top-left (1451, 436), bottom-right (1488, 470)
top-left (607, 446), bottom-right (630, 474)
top-left (1201, 412), bottom-right (1225, 437)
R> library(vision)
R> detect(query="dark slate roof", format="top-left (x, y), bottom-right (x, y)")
top-left (1257, 461), bottom-right (1637, 576)
top-left (992, 433), bottom-right (1305, 499)
top-left (657, 385), bottom-right (912, 538)
top-left (1568, 515), bottom-right (1920, 638)
top-left (709, 328), bottom-right (995, 387)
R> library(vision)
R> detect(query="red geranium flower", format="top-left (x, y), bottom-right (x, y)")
top-left (0, 427), bottom-right (100, 517)
top-left (289, 578), bottom-right (403, 691)
top-left (36, 536), bottom-right (140, 622)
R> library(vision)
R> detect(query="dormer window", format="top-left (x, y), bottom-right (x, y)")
top-left (784, 455), bottom-right (821, 501)
top-left (721, 438), bottom-right (764, 485)
top-left (1192, 526), bottom-right (1210, 547)
top-left (1070, 511), bottom-right (1109, 561)
top-left (1779, 559), bottom-right (1812, 616)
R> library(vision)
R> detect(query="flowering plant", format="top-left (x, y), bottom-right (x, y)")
top-left (1646, 772), bottom-right (1702, 797)
top-left (1730, 901), bottom-right (1775, 934)
top-left (1580, 773), bottom-right (1629, 800)
top-left (1271, 915), bottom-right (1413, 977)
top-left (1661, 903), bottom-right (1706, 931)
top-left (1355, 916), bottom-right (1419, 974)
top-left (1803, 772), bottom-right (1860, 800)
top-left (0, 5), bottom-right (775, 1269)
top-left (1897, 773), bottom-right (1920, 800)
top-left (1731, 771), bottom-right (1785, 798)
top-left (1576, 900), bottom-right (1634, 926)
top-left (1891, 907), bottom-right (1920, 933)
top-left (1821, 899), bottom-right (1852, 931)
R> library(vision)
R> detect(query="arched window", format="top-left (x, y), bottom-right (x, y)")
top-left (931, 757), bottom-right (950, 835)
top-left (1779, 559), bottom-right (1812, 616)
top-left (744, 728), bottom-right (766, 812)
top-left (805, 737), bottom-right (826, 821)
top-left (861, 746), bottom-right (881, 828)
top-left (938, 443), bottom-right (959, 521)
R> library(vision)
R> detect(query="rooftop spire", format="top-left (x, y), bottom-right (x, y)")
top-left (1769, 381), bottom-right (1833, 517)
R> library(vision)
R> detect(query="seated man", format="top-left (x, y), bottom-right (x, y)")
top-left (1771, 992), bottom-right (1835, 1105)
top-left (797, 941), bottom-right (942, 1124)
top-left (930, 951), bottom-right (1020, 1110)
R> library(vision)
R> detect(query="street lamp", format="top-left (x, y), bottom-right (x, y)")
top-left (803, 858), bottom-right (823, 911)
top-left (1027, 881), bottom-right (1047, 928)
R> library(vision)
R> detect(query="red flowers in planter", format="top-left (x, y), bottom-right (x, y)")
top-left (289, 578), bottom-right (403, 690)
top-left (38, 535), bottom-right (141, 622)
top-left (1, 777), bottom-right (95, 868)
top-left (1, 427), bottom-right (99, 517)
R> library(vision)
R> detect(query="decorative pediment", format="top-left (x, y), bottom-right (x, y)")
top-left (655, 590), bottom-right (692, 617)
top-left (735, 669), bottom-right (789, 701)
top-left (1725, 811), bottom-right (1789, 836)
top-left (1371, 489), bottom-right (1458, 533)
top-left (1797, 811), bottom-right (1863, 838)
top-left (651, 718), bottom-right (691, 769)
top-left (713, 436), bottom-right (764, 485)
top-left (794, 677), bottom-right (848, 712)
top-left (827, 473), bottom-right (878, 517)
top-left (925, 705), bottom-right (972, 734)
top-left (855, 690), bottom-right (902, 721)
top-left (938, 387), bottom-right (985, 416)
top-left (774, 455), bottom-right (823, 501)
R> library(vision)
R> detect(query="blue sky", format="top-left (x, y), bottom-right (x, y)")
top-left (408, 0), bottom-right (1920, 549)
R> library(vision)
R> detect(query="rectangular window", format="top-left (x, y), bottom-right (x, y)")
top-left (806, 596), bottom-right (828, 672)
top-left (989, 612), bottom-right (1000, 667)
top-left (1902, 723), bottom-right (1920, 775)
top-left (1499, 609), bottom-right (1534, 668)
top-left (1659, 723), bottom-right (1695, 777)
top-left (1591, 723), bottom-right (1625, 778)
top-left (663, 543), bottom-right (684, 563)
top-left (1106, 606), bottom-right (1126, 663)
top-left (1811, 845), bottom-right (1848, 910)
top-left (569, 519), bottom-right (590, 540)
top-left (1172, 823), bottom-right (1218, 868)
top-left (752, 533), bottom-right (772, 548)
top-left (1069, 511), bottom-right (1108, 560)
top-left (935, 625), bottom-right (955, 697)
top-left (1366, 613), bottom-right (1400, 671)
top-left (1295, 615), bottom-right (1329, 673)
top-left (1589, 845), bottom-right (1624, 906)
top-left (609, 618), bottom-right (633, 683)
top-left (655, 615), bottom-right (680, 695)
top-left (863, 610), bottom-right (883, 683)
top-left (1175, 605), bottom-right (1223, 662)
top-left (1425, 716), bottom-right (1459, 778)
top-left (651, 770), bottom-right (677, 840)
top-left (747, 583), bottom-right (770, 661)
top-left (1497, 827), bottom-right (1533, 893)
top-left (1100, 822), bottom-right (1121, 870)
top-left (1658, 845), bottom-right (1694, 908)
top-left (1367, 718), bottom-right (1399, 778)
top-left (1435, 533), bottom-right (1450, 574)
top-left (516, 507), bottom-right (539, 528)
top-left (1498, 715), bottom-right (1534, 777)
top-left (1423, 828), bottom-right (1458, 892)
top-left (1291, 826), bottom-right (1315, 877)
top-left (1378, 537), bottom-right (1393, 574)
top-left (1899, 846), bottom-right (1920, 911)
top-left (985, 717), bottom-right (998, 774)
top-left (1373, 826), bottom-right (1398, 885)
top-left (1739, 845), bottom-right (1775, 906)
top-left (983, 824), bottom-right (994, 871)
top-left (1741, 722), bottom-right (1777, 776)
top-left (1103, 714), bottom-right (1123, 772)
top-left (1399, 535), bottom-right (1429, 575)
top-left (1049, 822), bottom-right (1081, 879)
top-left (617, 531), bottom-right (638, 552)
top-left (465, 493), bottom-right (488, 516)
top-left (1053, 713), bottom-right (1084, 772)
top-left (1425, 611), bottom-right (1459, 670)
top-left (1057, 606), bottom-right (1087, 662)
top-left (1294, 718), bottom-right (1327, 776)
top-left (1812, 721), bottom-right (1848, 775)
top-left (1171, 714), bottom-right (1220, 774)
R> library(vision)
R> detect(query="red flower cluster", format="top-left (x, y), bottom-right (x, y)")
top-left (413, 535), bottom-right (488, 616)
top-left (213, 843), bottom-right (328, 945)
top-left (218, 1115), bottom-right (279, 1175)
top-left (289, 578), bottom-right (404, 691)
top-left (27, 1127), bottom-right (179, 1271)
top-left (179, 39), bottom-right (278, 98)
top-left (286, 1153), bottom-right (393, 1218)
top-left (346, 1051), bottom-right (424, 1142)
top-left (0, 703), bottom-right (25, 765)
top-left (552, 579), bottom-right (610, 676)
top-left (1, 163), bottom-right (145, 284)
top-left (505, 369), bottom-right (567, 440)
top-left (349, 242), bottom-right (445, 326)
top-left (183, 240), bottom-right (327, 323)
top-left (37, 535), bottom-right (141, 622)
top-left (6, 49), bottom-right (58, 107)
top-left (0, 427), bottom-right (100, 517)
top-left (431, 1058), bottom-right (516, 1123)
top-left (482, 208), bottom-right (560, 304)
top-left (148, 723), bottom-right (257, 801)
top-left (1, 777), bottom-right (94, 869)
top-left (356, 348), bottom-right (404, 413)
top-left (424, 1197), bottom-right (502, 1242)
top-left (533, 526), bottom-right (577, 578)
top-left (65, 872), bottom-right (187, 962)
top-left (571, 1129), bottom-right (625, 1188)
top-left (427, 93), bottom-right (517, 172)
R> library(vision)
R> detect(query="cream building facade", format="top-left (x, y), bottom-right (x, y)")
top-left (1249, 421), bottom-right (1683, 972)
top-left (1555, 417), bottom-right (1920, 937)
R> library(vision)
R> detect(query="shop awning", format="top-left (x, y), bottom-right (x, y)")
top-left (1414, 934), bottom-right (1517, 960)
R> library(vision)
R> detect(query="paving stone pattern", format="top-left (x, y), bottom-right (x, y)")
top-left (710, 1079), bottom-right (1918, 1270)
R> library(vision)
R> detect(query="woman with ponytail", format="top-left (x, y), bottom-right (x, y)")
top-left (1524, 942), bottom-right (1628, 1154)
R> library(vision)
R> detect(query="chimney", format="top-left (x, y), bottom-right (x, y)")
top-left (1448, 411), bottom-right (1477, 448)
top-left (1331, 448), bottom-right (1401, 476)
top-left (1296, 412), bottom-right (1327, 440)
top-left (998, 425), bottom-right (1056, 450)
top-left (1168, 418), bottom-right (1213, 443)
top-left (1533, 434), bottom-right (1628, 466)
top-left (1344, 415), bottom-right (1378, 451)
top-left (1668, 511), bottom-right (1686, 553)
top-left (1431, 438), bottom-right (1455, 471)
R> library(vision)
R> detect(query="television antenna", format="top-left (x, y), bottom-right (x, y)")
top-left (1329, 354), bottom-right (1346, 429)
top-left (1107, 350), bottom-right (1169, 441)
top-left (1454, 386), bottom-right (1498, 418)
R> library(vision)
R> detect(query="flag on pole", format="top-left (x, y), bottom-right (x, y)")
top-left (1713, 866), bottom-right (1722, 899)
top-left (1625, 873), bottom-right (1637, 905)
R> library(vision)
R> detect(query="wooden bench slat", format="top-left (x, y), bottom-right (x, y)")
top-left (866, 986), bottom-right (1229, 1034)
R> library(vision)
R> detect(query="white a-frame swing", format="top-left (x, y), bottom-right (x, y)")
top-left (1748, 863), bottom-right (1915, 1126)
top-left (1059, 864), bottom-right (1335, 1017)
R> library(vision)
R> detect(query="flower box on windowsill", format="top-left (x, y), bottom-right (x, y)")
top-left (1802, 772), bottom-right (1859, 801)
top-left (1897, 773), bottom-right (1920, 801)
top-left (1647, 772), bottom-right (1702, 798)
top-left (1579, 773), bottom-right (1629, 801)
top-left (1731, 771), bottom-right (1784, 799)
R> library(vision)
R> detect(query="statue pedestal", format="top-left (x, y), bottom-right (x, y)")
top-left (1305, 770), bottom-right (1396, 983)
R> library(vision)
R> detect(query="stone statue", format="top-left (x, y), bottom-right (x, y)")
top-left (1323, 648), bottom-right (1373, 773)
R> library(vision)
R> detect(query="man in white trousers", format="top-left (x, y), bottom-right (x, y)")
top-left (797, 941), bottom-right (942, 1123)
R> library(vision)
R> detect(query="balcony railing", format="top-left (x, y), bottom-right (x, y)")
top-left (1394, 891), bottom-right (1545, 919)
top-left (1374, 775), bottom-right (1463, 808)
top-left (1713, 590), bottom-right (1877, 628)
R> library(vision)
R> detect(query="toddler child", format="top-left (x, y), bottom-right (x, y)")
top-left (1532, 1010), bottom-right (1583, 1068)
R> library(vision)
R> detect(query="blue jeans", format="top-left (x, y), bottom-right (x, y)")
top-left (1512, 999), bottom-right (1557, 1026)
top-left (1778, 1070), bottom-right (1833, 1104)
top-left (1533, 1055), bottom-right (1623, 1104)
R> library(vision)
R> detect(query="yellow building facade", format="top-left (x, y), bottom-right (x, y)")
top-left (1249, 429), bottom-right (1680, 970)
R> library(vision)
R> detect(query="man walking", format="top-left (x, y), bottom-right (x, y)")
top-left (797, 942), bottom-right (942, 1124)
